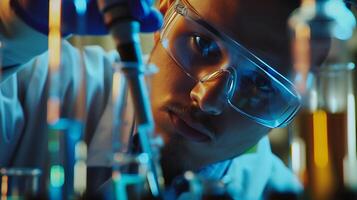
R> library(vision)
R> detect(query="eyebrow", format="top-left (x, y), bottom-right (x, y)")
top-left (177, 1), bottom-right (231, 45)
top-left (195, 18), bottom-right (225, 40)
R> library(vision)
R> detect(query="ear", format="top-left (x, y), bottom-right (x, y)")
top-left (154, 0), bottom-right (175, 42)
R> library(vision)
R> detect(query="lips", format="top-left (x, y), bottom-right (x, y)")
top-left (168, 110), bottom-right (214, 143)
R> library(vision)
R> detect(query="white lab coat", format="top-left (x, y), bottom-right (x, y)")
top-left (0, 0), bottom-right (302, 198)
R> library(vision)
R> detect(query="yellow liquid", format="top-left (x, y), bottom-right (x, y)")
top-left (294, 111), bottom-right (347, 200)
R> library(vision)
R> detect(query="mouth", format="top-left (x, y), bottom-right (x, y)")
top-left (167, 109), bottom-right (214, 143)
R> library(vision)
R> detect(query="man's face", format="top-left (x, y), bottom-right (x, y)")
top-left (148, 0), bottom-right (295, 179)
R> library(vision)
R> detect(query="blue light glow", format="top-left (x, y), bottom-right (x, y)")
top-left (74, 0), bottom-right (88, 15)
top-left (324, 0), bottom-right (356, 40)
top-left (50, 165), bottom-right (65, 187)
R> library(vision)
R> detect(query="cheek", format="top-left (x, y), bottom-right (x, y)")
top-left (149, 43), bottom-right (198, 116)
top-left (148, 43), bottom-right (193, 142)
top-left (149, 44), bottom-right (174, 108)
top-left (149, 43), bottom-right (190, 104)
top-left (148, 46), bottom-right (173, 140)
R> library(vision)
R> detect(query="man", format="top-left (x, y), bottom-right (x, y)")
top-left (0, 0), bottom-right (302, 199)
top-left (150, 1), bottom-right (302, 198)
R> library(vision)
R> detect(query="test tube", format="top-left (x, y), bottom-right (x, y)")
top-left (47, 0), bottom-right (87, 198)
top-left (112, 63), bottom-right (130, 155)
top-left (111, 64), bottom-right (148, 200)
top-left (47, 0), bottom-right (64, 198)
top-left (111, 57), bottom-right (165, 198)
top-left (72, 0), bottom-right (89, 196)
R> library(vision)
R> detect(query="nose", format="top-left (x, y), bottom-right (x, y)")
top-left (190, 70), bottom-right (233, 115)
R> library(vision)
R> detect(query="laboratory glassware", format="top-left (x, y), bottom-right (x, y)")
top-left (288, 0), bottom-right (357, 199)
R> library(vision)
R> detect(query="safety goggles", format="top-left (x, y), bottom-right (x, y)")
top-left (159, 0), bottom-right (301, 128)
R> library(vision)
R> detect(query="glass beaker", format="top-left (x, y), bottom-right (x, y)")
top-left (0, 168), bottom-right (42, 199)
top-left (291, 62), bottom-right (356, 200)
top-left (288, 0), bottom-right (357, 198)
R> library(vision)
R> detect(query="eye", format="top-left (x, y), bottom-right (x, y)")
top-left (240, 72), bottom-right (273, 93)
top-left (254, 76), bottom-right (273, 94)
top-left (236, 72), bottom-right (275, 107)
top-left (192, 35), bottom-right (222, 59)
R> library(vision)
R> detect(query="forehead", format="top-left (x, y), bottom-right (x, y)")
top-left (189, 0), bottom-right (287, 30)
top-left (187, 0), bottom-right (297, 76)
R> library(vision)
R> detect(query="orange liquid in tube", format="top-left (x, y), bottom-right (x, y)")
top-left (296, 110), bottom-right (347, 200)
